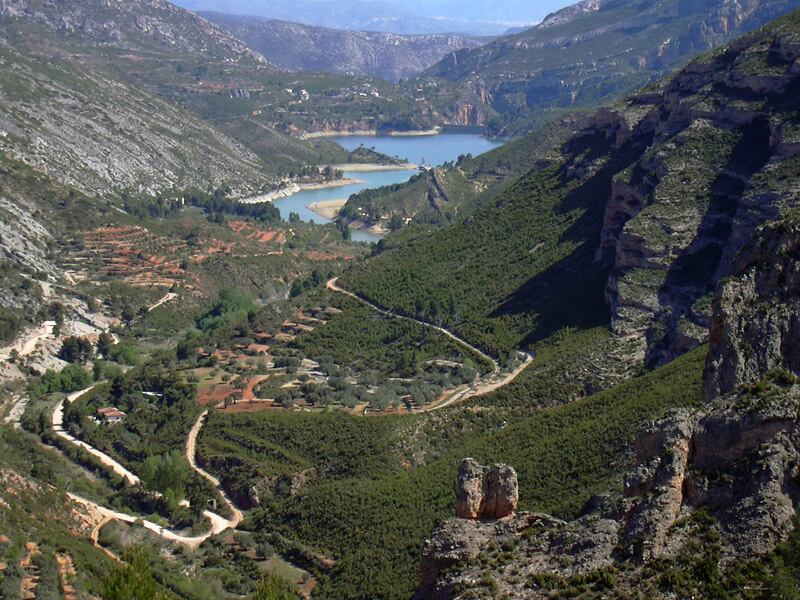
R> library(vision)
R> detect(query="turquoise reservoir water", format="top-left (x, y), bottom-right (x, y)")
top-left (335, 133), bottom-right (501, 167)
top-left (273, 133), bottom-right (502, 242)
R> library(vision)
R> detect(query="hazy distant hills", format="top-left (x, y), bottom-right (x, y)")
top-left (203, 12), bottom-right (486, 82)
top-left (176, 0), bottom-right (529, 35)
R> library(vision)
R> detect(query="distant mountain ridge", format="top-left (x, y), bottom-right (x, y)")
top-left (421, 0), bottom-right (800, 136)
top-left (0, 0), bottom-right (271, 66)
top-left (202, 12), bottom-right (486, 82)
top-left (175, 0), bottom-right (518, 35)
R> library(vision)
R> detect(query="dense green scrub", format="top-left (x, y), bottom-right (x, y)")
top-left (292, 295), bottom-right (493, 377)
top-left (340, 134), bottom-right (623, 356)
top-left (202, 344), bottom-right (706, 599)
top-left (0, 427), bottom-right (119, 596)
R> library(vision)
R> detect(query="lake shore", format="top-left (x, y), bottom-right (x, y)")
top-left (331, 162), bottom-right (418, 172)
top-left (302, 128), bottom-right (442, 139)
top-left (354, 221), bottom-right (389, 236)
top-left (239, 177), bottom-right (363, 204)
top-left (307, 201), bottom-right (388, 237)
top-left (308, 199), bottom-right (347, 220)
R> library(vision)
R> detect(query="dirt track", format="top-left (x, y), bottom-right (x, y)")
top-left (186, 410), bottom-right (243, 529)
top-left (50, 388), bottom-right (240, 547)
top-left (52, 386), bottom-right (141, 485)
top-left (327, 278), bottom-right (500, 370)
top-left (326, 278), bottom-right (534, 412)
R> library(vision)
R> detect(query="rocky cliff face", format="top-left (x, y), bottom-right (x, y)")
top-left (420, 359), bottom-right (800, 597)
top-left (202, 13), bottom-right (483, 83)
top-left (419, 381), bottom-right (800, 598)
top-left (423, 0), bottom-right (800, 136)
top-left (704, 215), bottom-right (800, 399)
top-left (593, 14), bottom-right (800, 368)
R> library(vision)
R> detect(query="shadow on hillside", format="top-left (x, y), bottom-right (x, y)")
top-left (490, 125), bottom-right (654, 345)
top-left (649, 115), bottom-right (775, 365)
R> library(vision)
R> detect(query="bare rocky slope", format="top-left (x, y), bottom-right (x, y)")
top-left (0, 0), bottom-right (281, 198)
top-left (202, 12), bottom-right (485, 82)
top-left (0, 41), bottom-right (273, 199)
top-left (0, 0), bottom-right (269, 65)
top-left (0, 0), bottom-right (375, 198)
top-left (420, 0), bottom-right (800, 136)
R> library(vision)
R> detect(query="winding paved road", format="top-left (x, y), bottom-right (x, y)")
top-left (326, 278), bottom-right (534, 411)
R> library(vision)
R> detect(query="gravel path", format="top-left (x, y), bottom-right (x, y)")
top-left (51, 388), bottom-right (241, 547)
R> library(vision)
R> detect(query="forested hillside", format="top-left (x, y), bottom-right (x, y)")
top-left (344, 10), bottom-right (800, 363)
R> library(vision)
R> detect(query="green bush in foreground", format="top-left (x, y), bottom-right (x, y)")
top-left (102, 547), bottom-right (172, 600)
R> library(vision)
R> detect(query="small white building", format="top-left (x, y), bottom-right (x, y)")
top-left (97, 407), bottom-right (126, 424)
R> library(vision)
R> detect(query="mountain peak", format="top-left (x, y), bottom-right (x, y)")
top-left (538, 0), bottom-right (601, 29)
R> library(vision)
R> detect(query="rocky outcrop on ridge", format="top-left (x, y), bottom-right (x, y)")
top-left (455, 458), bottom-right (519, 520)
top-left (417, 210), bottom-right (800, 598)
top-left (704, 214), bottom-right (800, 399)
top-left (417, 458), bottom-right (520, 598)
top-left (419, 393), bottom-right (800, 598)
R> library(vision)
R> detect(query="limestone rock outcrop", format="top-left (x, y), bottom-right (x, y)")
top-left (596, 19), bottom-right (800, 369)
top-left (704, 216), bottom-right (800, 399)
top-left (455, 458), bottom-right (518, 520)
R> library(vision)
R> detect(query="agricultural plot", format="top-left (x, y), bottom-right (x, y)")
top-left (186, 292), bottom-right (492, 416)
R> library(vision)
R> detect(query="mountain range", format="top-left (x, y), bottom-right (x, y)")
top-left (419, 0), bottom-right (800, 135)
top-left (175, 0), bottom-right (527, 35)
top-left (201, 12), bottom-right (486, 82)
top-left (1, 1), bottom-right (800, 599)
